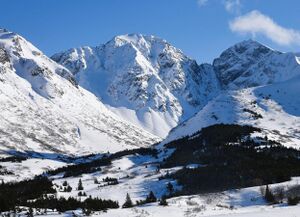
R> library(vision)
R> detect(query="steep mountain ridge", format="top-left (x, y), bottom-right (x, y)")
top-left (53, 37), bottom-right (300, 140)
top-left (52, 34), bottom-right (220, 137)
top-left (213, 39), bottom-right (300, 89)
top-left (164, 40), bottom-right (300, 146)
top-left (0, 29), bottom-right (159, 157)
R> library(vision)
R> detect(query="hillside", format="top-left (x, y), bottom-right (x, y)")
top-left (165, 40), bottom-right (300, 147)
top-left (0, 29), bottom-right (159, 157)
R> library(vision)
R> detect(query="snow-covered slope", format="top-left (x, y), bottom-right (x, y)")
top-left (164, 40), bottom-right (300, 147)
top-left (52, 34), bottom-right (220, 137)
top-left (165, 77), bottom-right (300, 147)
top-left (0, 29), bottom-right (159, 156)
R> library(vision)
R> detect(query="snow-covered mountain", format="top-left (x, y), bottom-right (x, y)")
top-left (52, 34), bottom-right (220, 137)
top-left (164, 40), bottom-right (300, 147)
top-left (0, 29), bottom-right (159, 157)
top-left (2, 28), bottom-right (300, 156)
top-left (213, 39), bottom-right (300, 89)
top-left (3, 30), bottom-right (300, 217)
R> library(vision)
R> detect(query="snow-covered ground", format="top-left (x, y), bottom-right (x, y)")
top-left (1, 141), bottom-right (300, 217)
top-left (48, 153), bottom-right (300, 217)
top-left (2, 150), bottom-right (298, 217)
top-left (0, 158), bottom-right (67, 182)
top-left (16, 174), bottom-right (300, 217)
top-left (51, 154), bottom-right (179, 203)
top-left (11, 202), bottom-right (300, 217)
top-left (91, 204), bottom-right (300, 217)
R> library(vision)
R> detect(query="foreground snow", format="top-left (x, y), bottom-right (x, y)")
top-left (23, 183), bottom-right (300, 217)
top-left (2, 147), bottom-right (300, 216)
top-left (10, 203), bottom-right (300, 217)
top-left (8, 191), bottom-right (300, 217)
top-left (86, 204), bottom-right (300, 217)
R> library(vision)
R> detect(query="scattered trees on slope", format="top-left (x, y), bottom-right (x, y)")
top-left (161, 124), bottom-right (300, 195)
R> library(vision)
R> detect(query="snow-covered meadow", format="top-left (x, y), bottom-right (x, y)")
top-left (2, 151), bottom-right (300, 217)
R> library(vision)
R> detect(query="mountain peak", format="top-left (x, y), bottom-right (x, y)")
top-left (111, 33), bottom-right (166, 45)
top-left (52, 34), bottom-right (220, 137)
top-left (234, 38), bottom-right (263, 46)
top-left (0, 28), bottom-right (27, 43)
top-left (213, 39), bottom-right (297, 89)
top-left (0, 29), bottom-right (77, 89)
top-left (104, 33), bottom-right (171, 56)
top-left (222, 39), bottom-right (276, 57)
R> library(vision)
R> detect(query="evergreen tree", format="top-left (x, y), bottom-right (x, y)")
top-left (264, 185), bottom-right (275, 203)
top-left (122, 193), bottom-right (133, 208)
top-left (78, 179), bottom-right (84, 191)
top-left (146, 191), bottom-right (157, 203)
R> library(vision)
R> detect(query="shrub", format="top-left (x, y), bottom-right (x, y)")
top-left (102, 177), bottom-right (119, 185)
top-left (159, 195), bottom-right (168, 206)
top-left (64, 185), bottom-right (72, 192)
top-left (288, 196), bottom-right (300, 205)
top-left (145, 191), bottom-right (157, 203)
top-left (274, 186), bottom-right (285, 203)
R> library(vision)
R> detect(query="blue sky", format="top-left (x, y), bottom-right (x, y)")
top-left (1, 0), bottom-right (300, 63)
